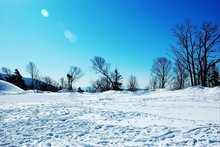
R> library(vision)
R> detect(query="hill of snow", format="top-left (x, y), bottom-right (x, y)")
top-left (0, 87), bottom-right (219, 146)
top-left (0, 73), bottom-right (46, 88)
top-left (0, 80), bottom-right (25, 94)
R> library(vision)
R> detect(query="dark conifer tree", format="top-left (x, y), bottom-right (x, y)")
top-left (12, 69), bottom-right (26, 89)
top-left (77, 87), bottom-right (84, 93)
top-left (209, 64), bottom-right (220, 87)
top-left (111, 68), bottom-right (123, 90)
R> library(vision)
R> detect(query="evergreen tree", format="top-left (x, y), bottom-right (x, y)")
top-left (111, 68), bottom-right (123, 90)
top-left (12, 69), bottom-right (26, 89)
top-left (77, 87), bottom-right (84, 93)
top-left (209, 64), bottom-right (220, 87)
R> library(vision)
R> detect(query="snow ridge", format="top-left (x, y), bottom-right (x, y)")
top-left (0, 80), bottom-right (24, 94)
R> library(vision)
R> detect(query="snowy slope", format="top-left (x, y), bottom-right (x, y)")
top-left (0, 87), bottom-right (219, 146)
top-left (0, 73), bottom-right (47, 89)
top-left (0, 80), bottom-right (25, 94)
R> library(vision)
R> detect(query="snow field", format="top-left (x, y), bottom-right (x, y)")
top-left (0, 87), bottom-right (220, 146)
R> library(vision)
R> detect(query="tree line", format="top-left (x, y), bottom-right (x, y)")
top-left (150, 21), bottom-right (220, 89)
top-left (0, 21), bottom-right (219, 92)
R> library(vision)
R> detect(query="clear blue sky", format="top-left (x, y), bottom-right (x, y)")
top-left (0, 0), bottom-right (220, 88)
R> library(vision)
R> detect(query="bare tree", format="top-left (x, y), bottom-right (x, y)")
top-left (1, 67), bottom-right (12, 80)
top-left (40, 76), bottom-right (59, 92)
top-left (59, 77), bottom-right (67, 89)
top-left (91, 56), bottom-right (123, 91)
top-left (67, 66), bottom-right (82, 90)
top-left (171, 21), bottom-right (220, 87)
top-left (67, 74), bottom-right (72, 90)
top-left (91, 77), bottom-right (111, 92)
top-left (173, 59), bottom-right (188, 89)
top-left (34, 74), bottom-right (41, 90)
top-left (149, 76), bottom-right (158, 90)
top-left (127, 75), bottom-right (138, 91)
top-left (171, 21), bottom-right (197, 86)
top-left (151, 57), bottom-right (172, 88)
top-left (91, 56), bottom-right (112, 83)
top-left (43, 76), bottom-right (54, 85)
top-left (26, 62), bottom-right (39, 89)
top-left (196, 22), bottom-right (220, 86)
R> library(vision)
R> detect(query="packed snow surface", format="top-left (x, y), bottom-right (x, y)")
top-left (0, 87), bottom-right (220, 146)
top-left (0, 80), bottom-right (24, 94)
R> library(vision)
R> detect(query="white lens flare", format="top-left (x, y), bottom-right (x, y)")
top-left (41, 9), bottom-right (49, 17)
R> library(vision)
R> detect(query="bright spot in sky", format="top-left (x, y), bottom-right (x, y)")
top-left (64, 30), bottom-right (77, 43)
top-left (41, 9), bottom-right (49, 17)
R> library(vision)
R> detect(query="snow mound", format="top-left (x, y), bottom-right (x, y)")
top-left (58, 89), bottom-right (77, 93)
top-left (0, 80), bottom-right (25, 94)
top-left (179, 86), bottom-right (220, 96)
top-left (144, 86), bottom-right (220, 98)
top-left (25, 90), bottom-right (45, 94)
top-left (100, 90), bottom-right (133, 95)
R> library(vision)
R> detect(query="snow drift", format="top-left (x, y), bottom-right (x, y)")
top-left (0, 80), bottom-right (25, 94)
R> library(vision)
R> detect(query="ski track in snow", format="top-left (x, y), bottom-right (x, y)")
top-left (0, 88), bottom-right (220, 146)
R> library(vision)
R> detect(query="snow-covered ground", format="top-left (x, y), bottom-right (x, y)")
top-left (0, 85), bottom-right (220, 146)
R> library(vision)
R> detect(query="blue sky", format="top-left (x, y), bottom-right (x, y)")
top-left (0, 0), bottom-right (220, 88)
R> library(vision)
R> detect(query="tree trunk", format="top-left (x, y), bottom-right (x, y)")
top-left (191, 57), bottom-right (197, 86)
top-left (31, 76), bottom-right (34, 89)
top-left (187, 56), bottom-right (194, 86)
